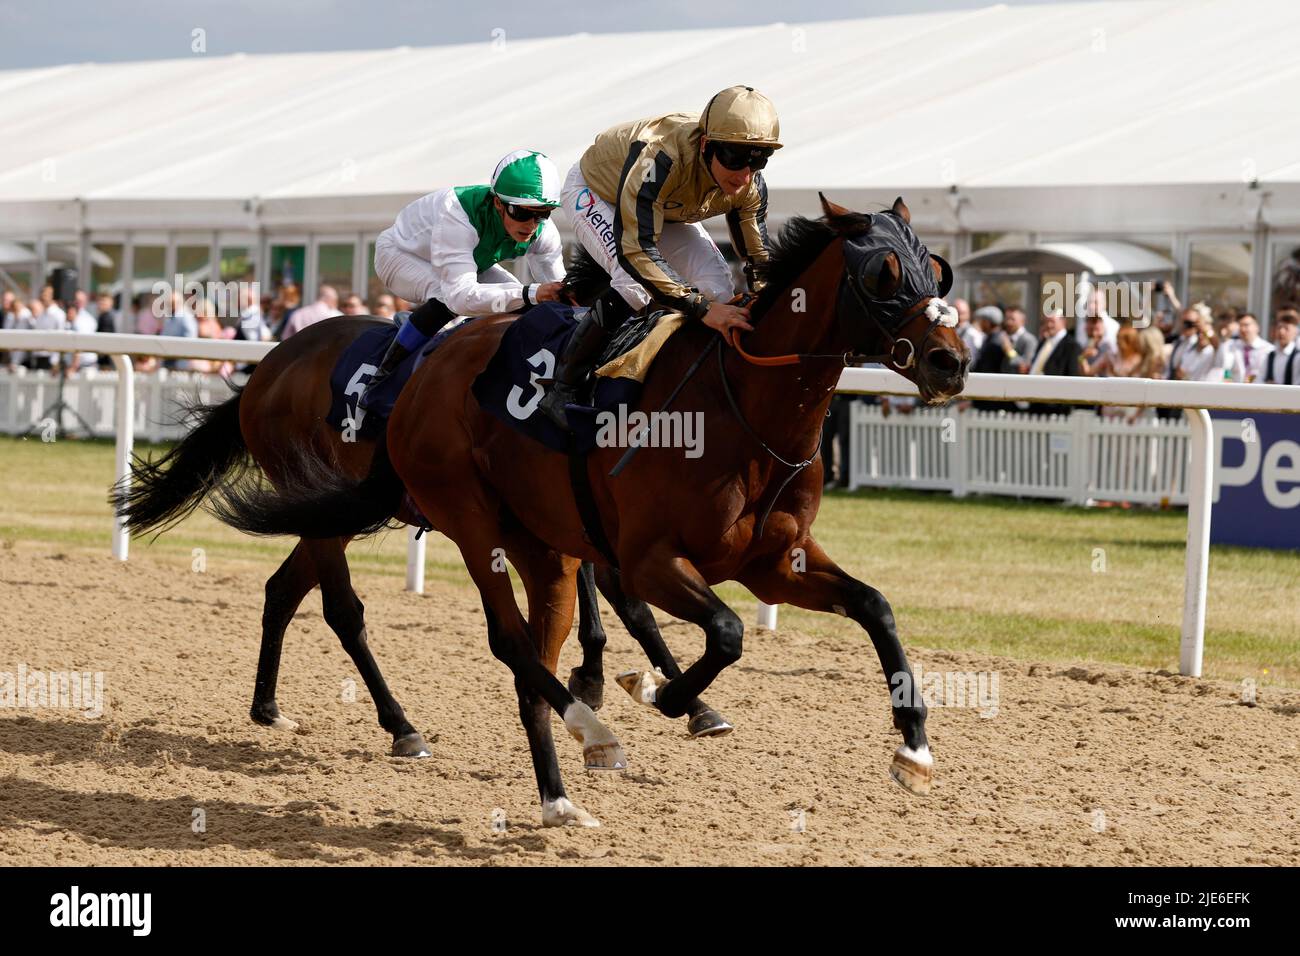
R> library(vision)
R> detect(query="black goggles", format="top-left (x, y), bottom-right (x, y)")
top-left (710, 141), bottom-right (774, 172)
top-left (503, 202), bottom-right (553, 223)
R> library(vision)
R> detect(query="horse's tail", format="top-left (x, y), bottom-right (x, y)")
top-left (204, 432), bottom-right (405, 540)
top-left (110, 387), bottom-right (252, 537)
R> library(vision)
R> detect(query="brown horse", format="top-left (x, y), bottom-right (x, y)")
top-left (204, 195), bottom-right (970, 827)
top-left (111, 319), bottom-right (728, 770)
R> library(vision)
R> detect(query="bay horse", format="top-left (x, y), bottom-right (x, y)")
top-left (111, 315), bottom-right (729, 768)
top-left (203, 195), bottom-right (970, 827)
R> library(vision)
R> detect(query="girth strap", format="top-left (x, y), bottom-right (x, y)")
top-left (568, 440), bottom-right (619, 568)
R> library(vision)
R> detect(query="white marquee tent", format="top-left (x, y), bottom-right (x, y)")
top-left (3, 0), bottom-right (1300, 233)
top-left (2, 0), bottom-right (1298, 316)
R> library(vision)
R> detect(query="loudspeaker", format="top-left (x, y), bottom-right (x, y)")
top-left (48, 267), bottom-right (78, 305)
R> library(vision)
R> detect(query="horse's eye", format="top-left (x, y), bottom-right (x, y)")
top-left (859, 250), bottom-right (899, 298)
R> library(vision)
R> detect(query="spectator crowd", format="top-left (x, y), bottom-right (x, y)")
top-left (820, 283), bottom-right (1300, 486)
top-left (1, 280), bottom-right (406, 377)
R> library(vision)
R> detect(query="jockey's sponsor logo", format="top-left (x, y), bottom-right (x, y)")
top-left (595, 404), bottom-right (704, 459)
top-left (574, 188), bottom-right (617, 256)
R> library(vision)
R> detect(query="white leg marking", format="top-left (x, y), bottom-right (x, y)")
top-left (615, 667), bottom-right (667, 707)
top-left (897, 744), bottom-right (933, 767)
top-left (542, 797), bottom-right (600, 828)
top-left (562, 701), bottom-right (618, 747)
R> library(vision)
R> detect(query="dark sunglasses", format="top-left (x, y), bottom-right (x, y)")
top-left (711, 141), bottom-right (773, 172)
top-left (503, 202), bottom-right (553, 223)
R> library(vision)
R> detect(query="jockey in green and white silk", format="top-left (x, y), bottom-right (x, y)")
top-left (360, 149), bottom-right (565, 408)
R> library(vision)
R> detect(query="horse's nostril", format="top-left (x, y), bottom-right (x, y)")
top-left (926, 348), bottom-right (963, 376)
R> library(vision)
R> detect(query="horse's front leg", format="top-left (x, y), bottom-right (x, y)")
top-left (740, 537), bottom-right (933, 796)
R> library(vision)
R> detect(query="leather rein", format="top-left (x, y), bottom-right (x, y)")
top-left (715, 264), bottom-right (948, 535)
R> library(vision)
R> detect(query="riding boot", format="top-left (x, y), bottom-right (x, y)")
top-left (357, 337), bottom-right (412, 410)
top-left (358, 298), bottom-right (454, 409)
top-left (538, 291), bottom-right (632, 430)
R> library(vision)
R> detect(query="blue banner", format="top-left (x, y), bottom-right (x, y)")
top-left (1211, 411), bottom-right (1300, 551)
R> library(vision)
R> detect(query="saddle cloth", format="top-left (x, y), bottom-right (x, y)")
top-left (325, 317), bottom-right (477, 440)
top-left (471, 302), bottom-right (687, 453)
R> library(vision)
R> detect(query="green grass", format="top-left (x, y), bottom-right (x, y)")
top-left (3, 435), bottom-right (1297, 687)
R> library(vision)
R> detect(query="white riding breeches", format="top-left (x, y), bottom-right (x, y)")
top-left (560, 162), bottom-right (735, 311)
top-left (374, 231), bottom-right (515, 307)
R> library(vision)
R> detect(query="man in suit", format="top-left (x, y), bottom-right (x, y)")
top-left (1262, 310), bottom-right (1298, 385)
top-left (1027, 309), bottom-right (1082, 416)
top-left (972, 305), bottom-right (1036, 411)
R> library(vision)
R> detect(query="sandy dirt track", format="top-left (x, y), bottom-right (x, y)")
top-left (1, 541), bottom-right (1297, 866)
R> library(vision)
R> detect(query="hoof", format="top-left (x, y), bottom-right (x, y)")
top-left (615, 667), bottom-right (668, 707)
top-left (391, 731), bottom-right (432, 758)
top-left (567, 667), bottom-right (604, 711)
top-left (542, 797), bottom-right (600, 828)
top-left (583, 741), bottom-right (627, 771)
top-left (889, 745), bottom-right (933, 796)
top-left (687, 709), bottom-right (734, 738)
top-left (250, 704), bottom-right (298, 733)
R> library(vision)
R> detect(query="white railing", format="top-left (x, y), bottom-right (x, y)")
top-left (0, 365), bottom-right (242, 442)
top-left (849, 405), bottom-right (1194, 506)
top-left (3, 331), bottom-right (1299, 678)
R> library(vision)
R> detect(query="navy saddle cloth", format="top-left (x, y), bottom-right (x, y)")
top-left (471, 302), bottom-right (646, 453)
top-left (326, 318), bottom-right (477, 440)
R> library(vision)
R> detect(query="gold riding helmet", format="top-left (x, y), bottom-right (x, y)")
top-left (700, 85), bottom-right (783, 149)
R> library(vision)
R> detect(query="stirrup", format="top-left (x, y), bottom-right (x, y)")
top-left (357, 371), bottom-right (390, 410)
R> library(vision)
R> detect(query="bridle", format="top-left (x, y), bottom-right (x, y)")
top-left (716, 252), bottom-right (956, 534)
top-left (724, 264), bottom-right (953, 373)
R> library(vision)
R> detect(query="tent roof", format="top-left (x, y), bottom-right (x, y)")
top-left (3, 0), bottom-right (1300, 233)
top-left (958, 240), bottom-right (1177, 276)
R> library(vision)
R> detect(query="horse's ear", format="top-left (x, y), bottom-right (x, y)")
top-left (819, 192), bottom-right (853, 220)
top-left (930, 254), bottom-right (953, 297)
top-left (891, 196), bottom-right (911, 225)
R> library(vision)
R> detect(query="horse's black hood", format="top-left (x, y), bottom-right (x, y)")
top-left (844, 211), bottom-right (951, 328)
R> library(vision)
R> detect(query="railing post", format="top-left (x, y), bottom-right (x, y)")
top-left (405, 524), bottom-right (426, 594)
top-left (1180, 408), bottom-right (1213, 677)
top-left (951, 404), bottom-right (967, 497)
top-left (1069, 409), bottom-right (1091, 505)
top-left (110, 354), bottom-right (134, 561)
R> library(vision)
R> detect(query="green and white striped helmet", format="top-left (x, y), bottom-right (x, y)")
top-left (490, 149), bottom-right (561, 207)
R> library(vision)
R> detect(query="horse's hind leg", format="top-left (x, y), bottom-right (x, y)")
top-left (566, 562), bottom-right (606, 711)
top-left (616, 546), bottom-right (745, 723)
top-left (592, 564), bottom-right (733, 739)
top-left (306, 537), bottom-right (431, 758)
top-left (437, 512), bottom-right (625, 777)
top-left (251, 539), bottom-right (317, 732)
top-left (516, 548), bottom-right (600, 827)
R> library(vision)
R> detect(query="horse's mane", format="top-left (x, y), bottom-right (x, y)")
top-left (755, 210), bottom-right (872, 313)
